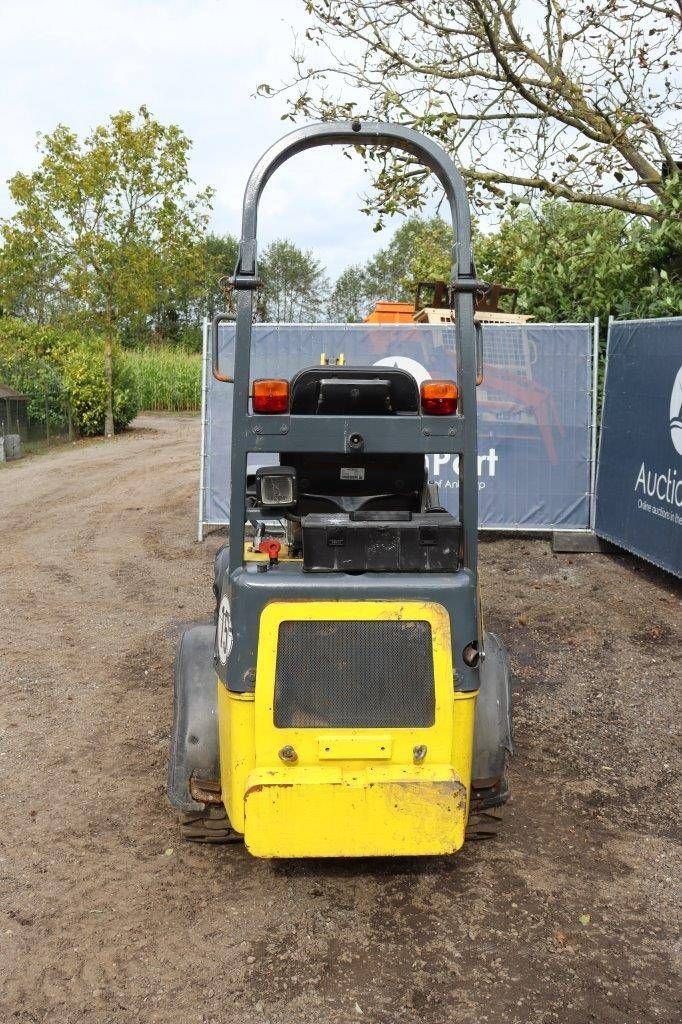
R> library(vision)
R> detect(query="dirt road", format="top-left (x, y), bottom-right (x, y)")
top-left (0, 415), bottom-right (679, 1024)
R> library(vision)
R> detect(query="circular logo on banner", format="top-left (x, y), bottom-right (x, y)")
top-left (670, 365), bottom-right (682, 456)
top-left (374, 355), bottom-right (431, 387)
top-left (217, 596), bottom-right (232, 665)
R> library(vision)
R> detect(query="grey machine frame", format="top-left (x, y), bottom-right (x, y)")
top-left (168, 121), bottom-right (511, 816)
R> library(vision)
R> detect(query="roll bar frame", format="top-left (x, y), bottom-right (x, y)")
top-left (218, 121), bottom-right (482, 588)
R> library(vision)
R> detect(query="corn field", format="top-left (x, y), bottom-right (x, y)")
top-left (124, 348), bottom-right (202, 412)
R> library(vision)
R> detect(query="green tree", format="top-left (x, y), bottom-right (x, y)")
top-left (327, 265), bottom-right (369, 322)
top-left (0, 107), bottom-right (213, 435)
top-left (477, 203), bottom-right (642, 324)
top-left (264, 1), bottom-right (681, 225)
top-left (140, 233), bottom-right (240, 351)
top-left (364, 217), bottom-right (453, 304)
top-left (627, 205), bottom-right (682, 318)
top-left (202, 233), bottom-right (240, 320)
top-left (260, 239), bottom-right (329, 322)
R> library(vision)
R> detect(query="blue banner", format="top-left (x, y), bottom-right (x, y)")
top-left (596, 317), bottom-right (682, 576)
top-left (202, 322), bottom-right (594, 531)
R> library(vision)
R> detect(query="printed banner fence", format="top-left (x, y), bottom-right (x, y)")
top-left (199, 322), bottom-right (595, 537)
top-left (595, 317), bottom-right (681, 577)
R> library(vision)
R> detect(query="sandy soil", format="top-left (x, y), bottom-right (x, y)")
top-left (0, 414), bottom-right (679, 1024)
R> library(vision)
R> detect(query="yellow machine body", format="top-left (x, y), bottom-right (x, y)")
top-left (217, 600), bottom-right (477, 858)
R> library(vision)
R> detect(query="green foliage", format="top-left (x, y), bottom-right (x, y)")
top-left (477, 204), bottom-right (638, 324)
top-left (0, 316), bottom-right (139, 436)
top-left (340, 203), bottom-right (681, 329)
top-left (130, 232), bottom-right (238, 351)
top-left (260, 239), bottom-right (329, 322)
top-left (626, 191), bottom-right (682, 318)
top-left (0, 107), bottom-right (212, 432)
top-left (363, 217), bottom-right (453, 304)
top-left (0, 318), bottom-right (67, 428)
top-left (327, 265), bottom-right (369, 322)
top-left (125, 348), bottom-right (201, 412)
top-left (0, 107), bottom-right (213, 332)
top-left (202, 233), bottom-right (240, 320)
top-left (60, 339), bottom-right (139, 436)
top-left (477, 200), bottom-right (682, 325)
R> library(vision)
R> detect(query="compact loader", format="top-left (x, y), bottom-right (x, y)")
top-left (168, 121), bottom-right (512, 857)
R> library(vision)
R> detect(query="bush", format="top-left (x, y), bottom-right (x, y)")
top-left (0, 318), bottom-right (69, 431)
top-left (124, 347), bottom-right (201, 411)
top-left (61, 339), bottom-right (139, 436)
top-left (0, 349), bottom-right (67, 431)
top-left (0, 316), bottom-right (139, 436)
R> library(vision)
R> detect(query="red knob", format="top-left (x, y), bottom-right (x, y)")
top-left (258, 538), bottom-right (281, 562)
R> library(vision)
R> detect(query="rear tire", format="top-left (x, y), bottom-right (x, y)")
top-left (178, 804), bottom-right (242, 844)
top-left (466, 775), bottom-right (508, 840)
top-left (466, 803), bottom-right (504, 839)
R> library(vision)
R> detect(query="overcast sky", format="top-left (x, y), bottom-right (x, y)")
top-left (0, 0), bottom-right (424, 280)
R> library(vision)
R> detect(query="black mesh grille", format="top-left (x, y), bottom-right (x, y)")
top-left (274, 619), bottom-right (435, 728)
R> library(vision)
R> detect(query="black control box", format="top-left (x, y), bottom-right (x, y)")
top-left (301, 511), bottom-right (461, 572)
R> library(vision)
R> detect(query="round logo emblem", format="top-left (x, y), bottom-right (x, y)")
top-left (217, 596), bottom-right (232, 665)
top-left (670, 365), bottom-right (682, 457)
top-left (374, 355), bottom-right (431, 387)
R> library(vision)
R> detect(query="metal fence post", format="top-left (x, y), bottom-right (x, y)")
top-left (197, 317), bottom-right (209, 543)
top-left (593, 314), bottom-right (614, 531)
top-left (589, 316), bottom-right (600, 531)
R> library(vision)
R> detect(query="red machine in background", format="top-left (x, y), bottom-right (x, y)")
top-left (364, 282), bottom-right (564, 465)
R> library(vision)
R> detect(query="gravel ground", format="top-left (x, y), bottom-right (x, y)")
top-left (0, 414), bottom-right (679, 1024)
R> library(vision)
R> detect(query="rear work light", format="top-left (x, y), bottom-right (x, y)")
top-left (252, 379), bottom-right (289, 414)
top-left (255, 466), bottom-right (297, 508)
top-left (420, 380), bottom-right (459, 415)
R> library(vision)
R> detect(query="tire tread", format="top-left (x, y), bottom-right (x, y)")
top-left (178, 805), bottom-right (241, 845)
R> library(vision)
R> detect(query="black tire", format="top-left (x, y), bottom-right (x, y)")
top-left (178, 804), bottom-right (242, 844)
top-left (467, 775), bottom-right (508, 840)
top-left (466, 803), bottom-right (504, 839)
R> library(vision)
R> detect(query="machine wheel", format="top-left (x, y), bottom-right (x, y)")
top-left (178, 803), bottom-right (242, 844)
top-left (466, 775), bottom-right (508, 840)
top-left (466, 804), bottom-right (504, 840)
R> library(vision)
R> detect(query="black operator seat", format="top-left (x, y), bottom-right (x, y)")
top-left (286, 365), bottom-right (426, 514)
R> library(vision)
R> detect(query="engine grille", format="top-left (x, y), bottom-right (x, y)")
top-left (273, 619), bottom-right (435, 728)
